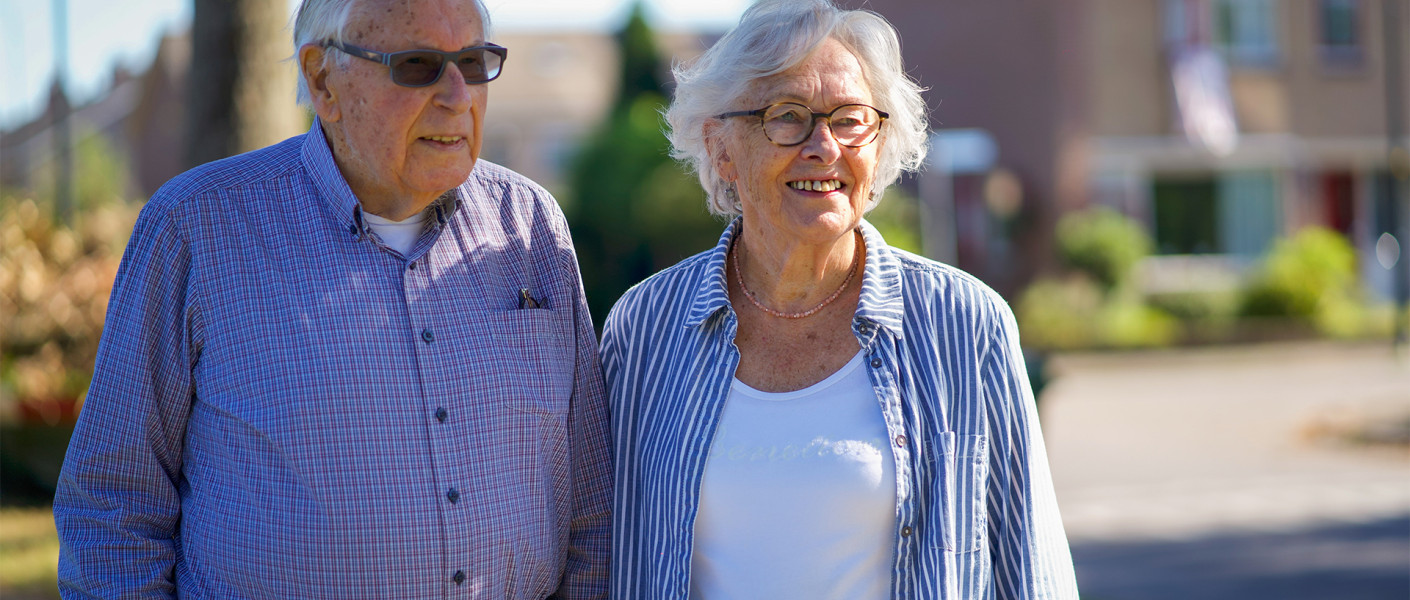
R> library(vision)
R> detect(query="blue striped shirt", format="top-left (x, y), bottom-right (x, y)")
top-left (54, 122), bottom-right (612, 599)
top-left (601, 219), bottom-right (1078, 599)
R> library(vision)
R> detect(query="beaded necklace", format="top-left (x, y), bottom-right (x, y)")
top-left (730, 230), bottom-right (861, 319)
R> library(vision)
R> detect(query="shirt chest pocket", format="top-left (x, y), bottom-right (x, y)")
top-left (484, 308), bottom-right (576, 416)
top-left (930, 431), bottom-right (990, 553)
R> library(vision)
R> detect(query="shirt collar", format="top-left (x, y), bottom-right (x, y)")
top-left (855, 219), bottom-right (906, 339)
top-left (300, 118), bottom-right (461, 237)
top-left (683, 217), bottom-right (906, 339)
top-left (683, 219), bottom-right (739, 328)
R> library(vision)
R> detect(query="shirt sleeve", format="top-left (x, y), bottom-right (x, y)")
top-left (981, 299), bottom-right (1080, 600)
top-left (53, 200), bottom-right (199, 599)
top-left (551, 236), bottom-right (613, 599)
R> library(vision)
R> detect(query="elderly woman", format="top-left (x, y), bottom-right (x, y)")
top-left (601, 0), bottom-right (1078, 598)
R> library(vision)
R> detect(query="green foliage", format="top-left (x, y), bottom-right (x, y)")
top-left (1055, 207), bottom-right (1152, 293)
top-left (866, 188), bottom-right (923, 255)
top-left (1240, 227), bottom-right (1356, 320)
top-left (1016, 276), bottom-right (1179, 351)
top-left (567, 6), bottom-right (723, 326)
top-left (1097, 298), bottom-right (1180, 348)
top-left (1016, 277), bottom-right (1103, 350)
top-left (27, 129), bottom-right (136, 216)
top-left (613, 3), bottom-right (666, 113)
top-left (1146, 290), bottom-right (1239, 324)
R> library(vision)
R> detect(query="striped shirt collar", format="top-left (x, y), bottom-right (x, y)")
top-left (683, 217), bottom-right (907, 339)
top-left (299, 118), bottom-right (460, 239)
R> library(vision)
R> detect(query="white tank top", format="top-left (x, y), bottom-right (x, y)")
top-left (690, 351), bottom-right (897, 600)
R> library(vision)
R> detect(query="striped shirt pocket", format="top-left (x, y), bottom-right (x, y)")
top-left (932, 431), bottom-right (990, 553)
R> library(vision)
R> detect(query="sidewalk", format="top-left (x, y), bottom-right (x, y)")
top-left (1036, 341), bottom-right (1410, 599)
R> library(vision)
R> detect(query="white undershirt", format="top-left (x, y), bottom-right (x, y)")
top-left (690, 351), bottom-right (897, 600)
top-left (362, 209), bottom-right (429, 256)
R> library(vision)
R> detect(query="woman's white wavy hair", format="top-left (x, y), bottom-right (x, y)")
top-left (665, 0), bottom-right (928, 216)
top-left (292, 0), bottom-right (492, 107)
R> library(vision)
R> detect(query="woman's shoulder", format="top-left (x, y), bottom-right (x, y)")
top-left (882, 244), bottom-right (1009, 312)
top-left (605, 245), bottom-right (721, 333)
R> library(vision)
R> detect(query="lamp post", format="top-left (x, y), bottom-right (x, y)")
top-left (1385, 0), bottom-right (1408, 348)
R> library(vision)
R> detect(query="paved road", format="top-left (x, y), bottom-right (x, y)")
top-left (1037, 341), bottom-right (1410, 599)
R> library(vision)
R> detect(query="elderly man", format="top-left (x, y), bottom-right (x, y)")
top-left (52, 0), bottom-right (610, 597)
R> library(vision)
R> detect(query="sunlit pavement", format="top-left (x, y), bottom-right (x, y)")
top-left (1039, 342), bottom-right (1410, 600)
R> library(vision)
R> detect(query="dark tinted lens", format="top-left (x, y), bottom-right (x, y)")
top-left (454, 47), bottom-right (503, 83)
top-left (390, 51), bottom-right (446, 86)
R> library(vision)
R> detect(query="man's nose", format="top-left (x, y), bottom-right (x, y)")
top-left (432, 64), bottom-right (473, 112)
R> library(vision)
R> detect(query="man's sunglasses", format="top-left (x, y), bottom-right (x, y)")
top-left (324, 40), bottom-right (508, 87)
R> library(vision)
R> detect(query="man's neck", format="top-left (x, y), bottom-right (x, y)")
top-left (360, 197), bottom-right (437, 221)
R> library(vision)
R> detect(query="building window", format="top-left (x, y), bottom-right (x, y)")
top-left (1214, 0), bottom-right (1279, 66)
top-left (1319, 0), bottom-right (1363, 65)
top-left (1152, 171), bottom-right (1279, 256)
top-left (1154, 178), bottom-right (1220, 254)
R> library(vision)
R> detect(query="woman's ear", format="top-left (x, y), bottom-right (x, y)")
top-left (703, 121), bottom-right (737, 183)
top-left (300, 43), bottom-right (341, 123)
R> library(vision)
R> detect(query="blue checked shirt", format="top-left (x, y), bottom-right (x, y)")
top-left (601, 219), bottom-right (1078, 599)
top-left (54, 121), bottom-right (612, 599)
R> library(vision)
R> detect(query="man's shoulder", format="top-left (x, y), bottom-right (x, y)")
top-left (147, 135), bottom-right (307, 212)
top-left (465, 160), bottom-right (552, 201)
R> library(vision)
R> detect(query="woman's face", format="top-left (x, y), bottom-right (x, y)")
top-left (713, 37), bottom-right (881, 248)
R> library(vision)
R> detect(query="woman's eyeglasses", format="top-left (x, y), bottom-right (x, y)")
top-left (324, 40), bottom-right (508, 87)
top-left (716, 102), bottom-right (888, 147)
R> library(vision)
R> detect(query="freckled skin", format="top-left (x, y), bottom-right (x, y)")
top-left (713, 38), bottom-right (883, 393)
top-left (713, 37), bottom-right (881, 260)
top-left (299, 0), bottom-right (488, 220)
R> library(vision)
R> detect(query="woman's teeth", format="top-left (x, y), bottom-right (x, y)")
top-left (788, 180), bottom-right (842, 192)
top-left (425, 136), bottom-right (463, 143)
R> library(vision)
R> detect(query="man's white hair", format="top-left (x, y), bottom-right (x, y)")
top-left (665, 0), bottom-right (928, 216)
top-left (292, 0), bottom-right (493, 107)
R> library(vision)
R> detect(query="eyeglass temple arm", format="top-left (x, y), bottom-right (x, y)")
top-left (325, 41), bottom-right (390, 65)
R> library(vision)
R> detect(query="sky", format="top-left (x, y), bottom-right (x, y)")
top-left (0, 0), bottom-right (750, 129)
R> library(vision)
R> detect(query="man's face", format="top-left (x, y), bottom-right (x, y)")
top-left (307, 0), bottom-right (488, 217)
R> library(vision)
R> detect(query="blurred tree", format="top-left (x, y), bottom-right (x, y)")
top-left (187, 0), bottom-right (303, 167)
top-left (567, 3), bottom-right (722, 327)
top-left (1240, 227), bottom-right (1364, 337)
top-left (1055, 207), bottom-right (1152, 294)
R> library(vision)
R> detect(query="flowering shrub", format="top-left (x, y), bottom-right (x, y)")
top-left (0, 197), bottom-right (137, 425)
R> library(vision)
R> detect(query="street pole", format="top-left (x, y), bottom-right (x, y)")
top-left (1385, 0), bottom-right (1409, 348)
top-left (52, 0), bottom-right (73, 226)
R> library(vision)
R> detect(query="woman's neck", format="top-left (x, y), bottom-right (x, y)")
top-left (733, 223), bottom-right (862, 313)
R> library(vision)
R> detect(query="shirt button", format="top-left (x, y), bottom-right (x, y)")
top-left (435, 407), bottom-right (448, 423)
top-left (858, 322), bottom-right (871, 334)
top-left (447, 488), bottom-right (460, 503)
top-left (347, 224), bottom-right (358, 235)
top-left (901, 526), bottom-right (913, 537)
top-left (870, 357), bottom-right (882, 368)
top-left (421, 328), bottom-right (434, 343)
top-left (895, 434), bottom-right (907, 448)
top-left (408, 261), bottom-right (417, 270)
top-left (452, 570), bottom-right (465, 585)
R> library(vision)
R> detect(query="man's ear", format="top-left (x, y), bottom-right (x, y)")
top-left (703, 121), bottom-right (737, 183)
top-left (300, 44), bottom-right (341, 123)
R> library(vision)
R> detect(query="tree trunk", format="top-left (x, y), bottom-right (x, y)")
top-left (186, 0), bottom-right (304, 168)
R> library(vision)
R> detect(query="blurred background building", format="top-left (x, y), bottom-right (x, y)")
top-left (1, 1), bottom-right (1407, 597)
top-left (838, 0), bottom-right (1410, 303)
